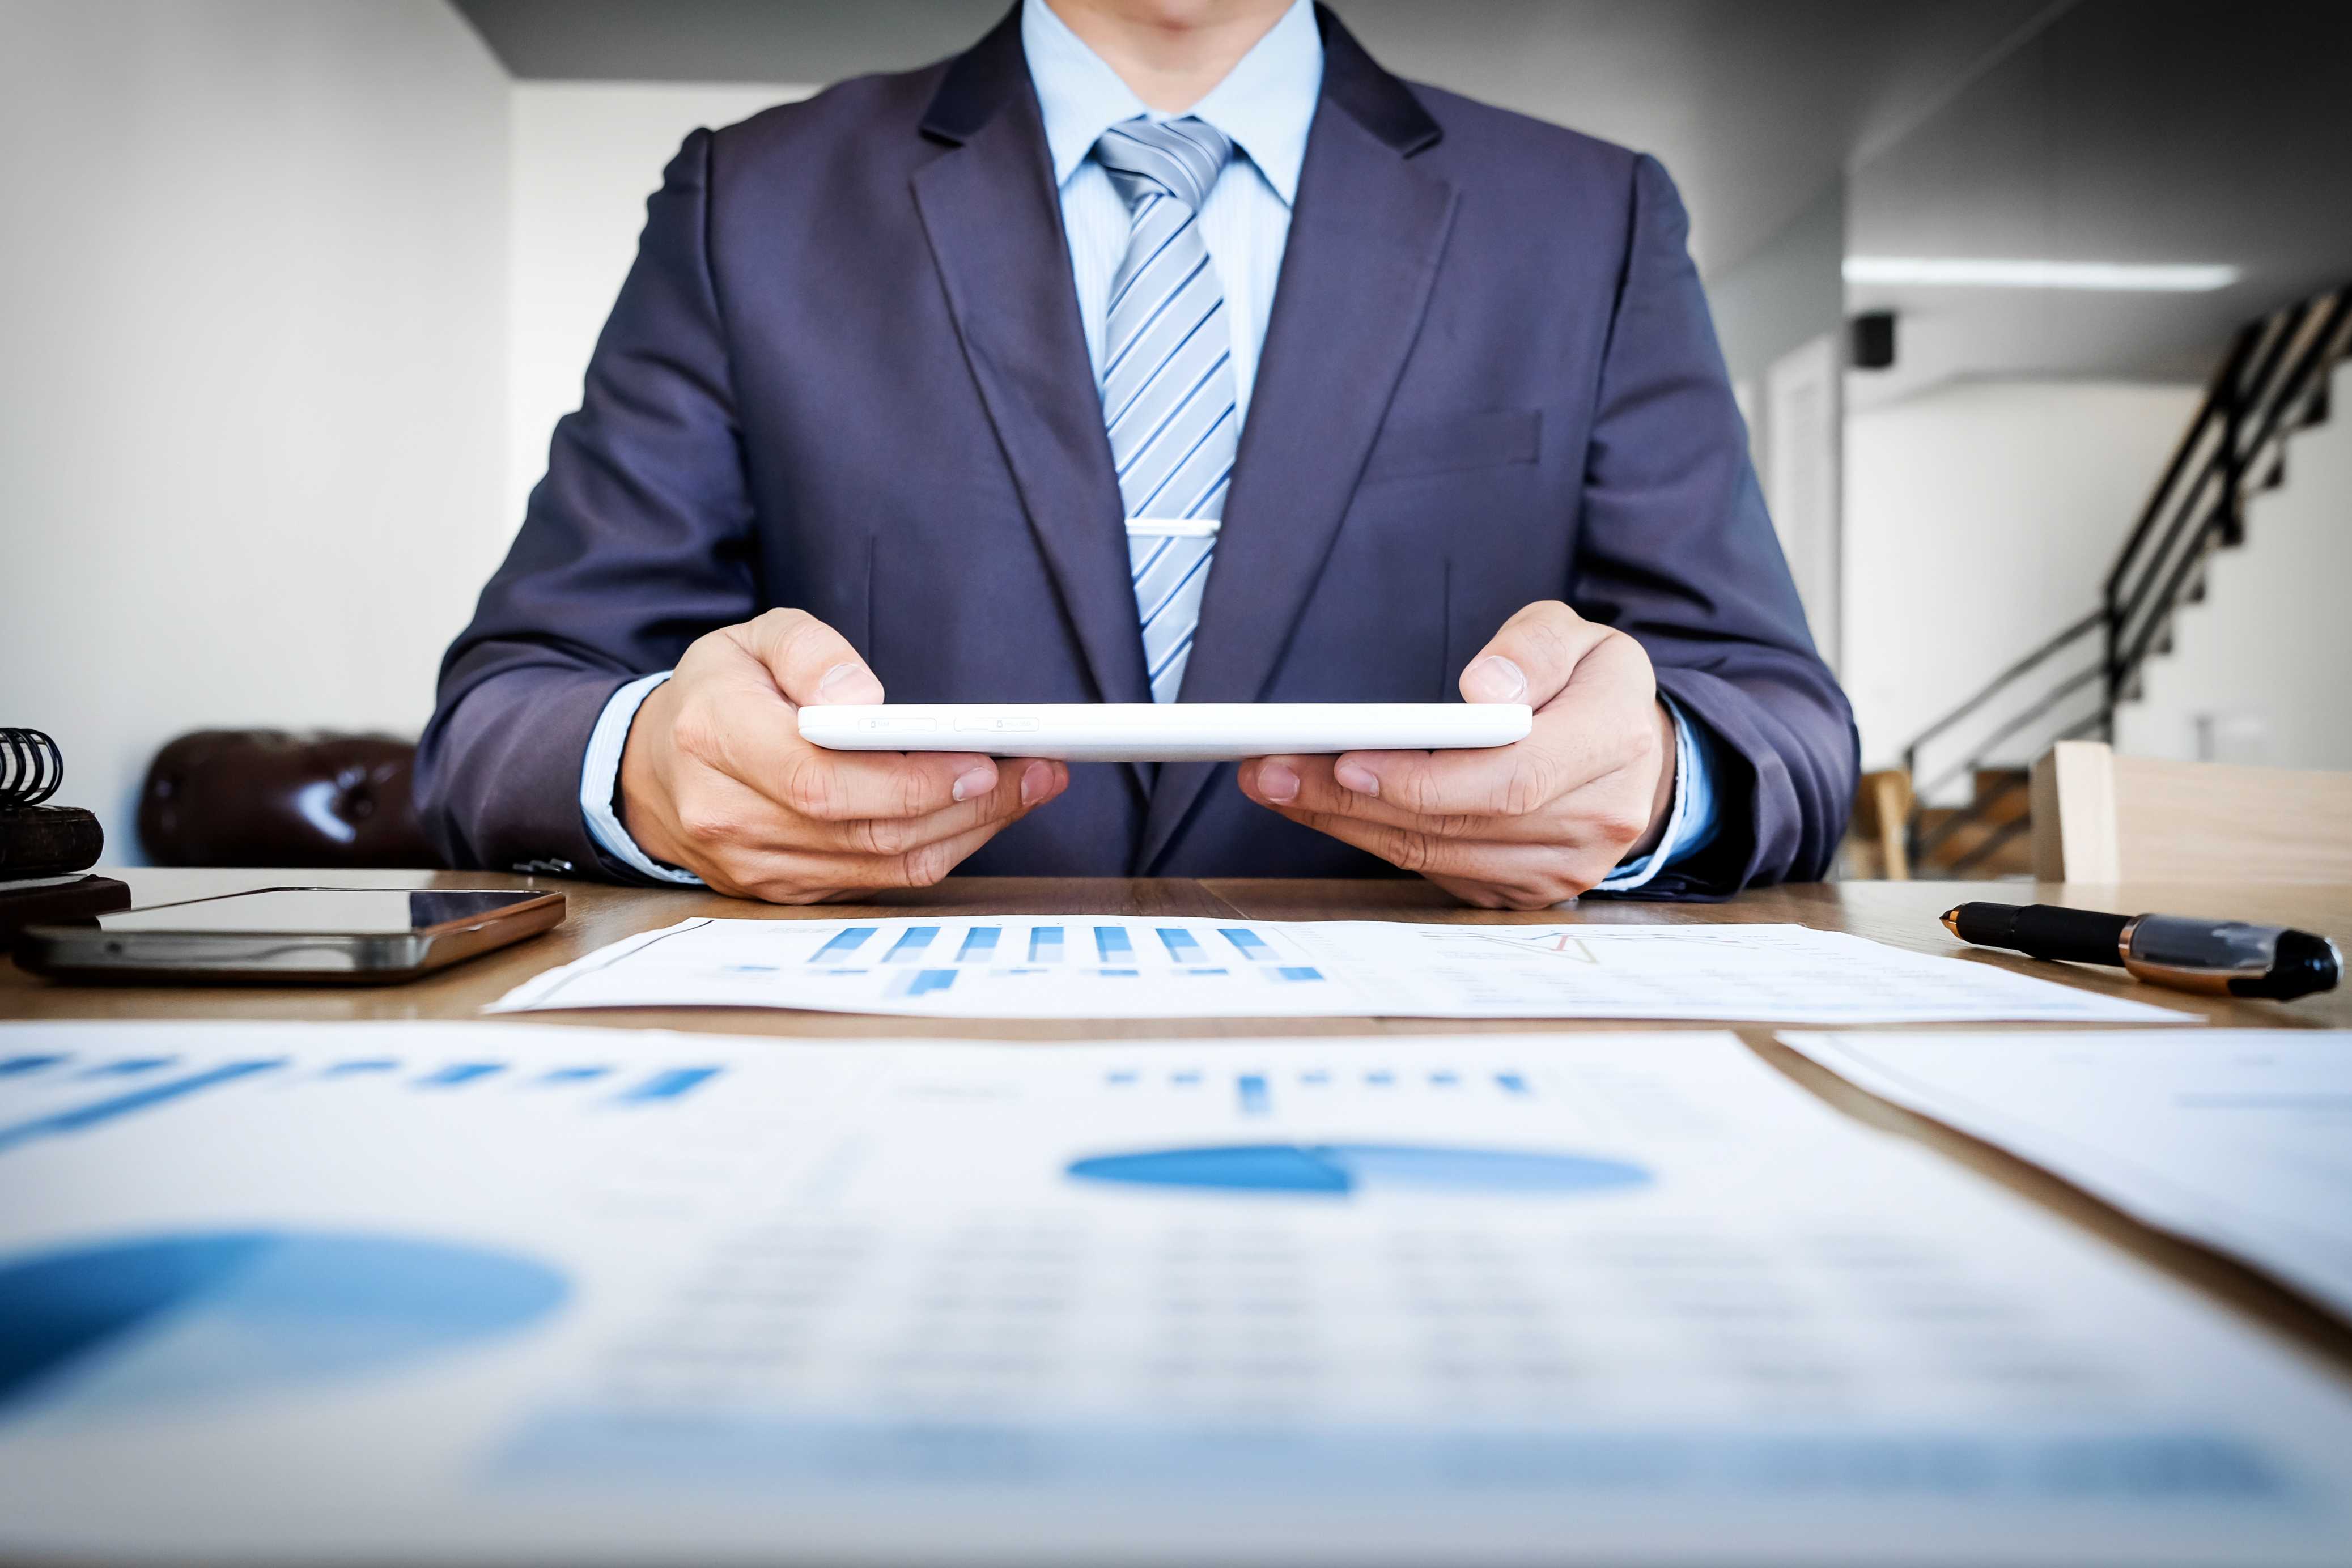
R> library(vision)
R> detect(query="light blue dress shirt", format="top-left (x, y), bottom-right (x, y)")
top-left (580, 0), bottom-right (1716, 890)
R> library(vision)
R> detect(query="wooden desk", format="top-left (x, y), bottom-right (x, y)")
top-left (9, 870), bottom-right (2350, 1387)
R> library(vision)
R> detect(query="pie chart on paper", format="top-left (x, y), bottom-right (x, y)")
top-left (1065, 1143), bottom-right (1652, 1197)
top-left (0, 1230), bottom-right (568, 1422)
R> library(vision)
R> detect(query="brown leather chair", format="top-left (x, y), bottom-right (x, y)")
top-left (139, 730), bottom-right (440, 868)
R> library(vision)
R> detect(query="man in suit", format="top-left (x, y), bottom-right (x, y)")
top-left (419, 0), bottom-right (1856, 909)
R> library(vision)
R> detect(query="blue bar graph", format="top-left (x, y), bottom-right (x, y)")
top-left (956, 926), bottom-right (1001, 962)
top-left (1029, 927), bottom-right (1065, 963)
top-left (0, 1043), bottom-right (735, 1153)
top-left (0, 1060), bottom-right (283, 1155)
top-left (1095, 926), bottom-right (1133, 962)
top-left (1220, 927), bottom-right (1274, 961)
top-left (1496, 1072), bottom-right (1531, 1097)
top-left (884, 927), bottom-right (940, 962)
top-left (1429, 1072), bottom-right (1459, 1087)
top-left (0, 1055), bottom-right (65, 1080)
top-left (1157, 928), bottom-right (1203, 962)
top-left (419, 1064), bottom-right (504, 1089)
top-left (1276, 967), bottom-right (1324, 983)
top-left (1098, 968), bottom-right (1139, 978)
top-left (1237, 1074), bottom-right (1271, 1116)
top-left (888, 969), bottom-right (958, 998)
top-left (1366, 1071), bottom-right (1394, 1087)
top-left (1106, 1070), bottom-right (1139, 1086)
top-left (812, 927), bottom-right (876, 959)
top-left (620, 1067), bottom-right (721, 1103)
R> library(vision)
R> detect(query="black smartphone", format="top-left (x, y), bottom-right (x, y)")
top-left (13, 886), bottom-right (565, 984)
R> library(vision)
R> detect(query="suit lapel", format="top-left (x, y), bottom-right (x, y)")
top-left (1138, 11), bottom-right (1457, 871)
top-left (911, 10), bottom-right (1154, 744)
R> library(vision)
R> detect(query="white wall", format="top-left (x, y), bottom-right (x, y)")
top-left (1709, 178), bottom-right (1844, 391)
top-left (507, 82), bottom-right (809, 520)
top-left (1761, 333), bottom-right (1843, 670)
top-left (1841, 379), bottom-right (2201, 777)
top-left (0, 0), bottom-right (510, 859)
top-left (2116, 361), bottom-right (2352, 771)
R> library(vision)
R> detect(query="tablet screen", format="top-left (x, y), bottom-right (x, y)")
top-left (94, 889), bottom-right (543, 935)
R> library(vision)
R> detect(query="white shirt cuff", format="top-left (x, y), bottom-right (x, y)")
top-left (580, 670), bottom-right (705, 885)
top-left (1593, 696), bottom-right (1714, 894)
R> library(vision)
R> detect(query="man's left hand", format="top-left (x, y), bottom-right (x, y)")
top-left (1237, 601), bottom-right (1677, 909)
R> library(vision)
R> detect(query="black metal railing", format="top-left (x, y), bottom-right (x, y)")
top-left (1898, 282), bottom-right (2352, 875)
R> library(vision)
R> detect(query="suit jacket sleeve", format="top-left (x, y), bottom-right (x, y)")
top-left (415, 129), bottom-right (757, 873)
top-left (1570, 152), bottom-right (1858, 895)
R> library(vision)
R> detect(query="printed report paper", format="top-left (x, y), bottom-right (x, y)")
top-left (2, 1020), bottom-right (2347, 1565)
top-left (1781, 1029), bottom-right (2352, 1321)
top-left (489, 916), bottom-right (2189, 1023)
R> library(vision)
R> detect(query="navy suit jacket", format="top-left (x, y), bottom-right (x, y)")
top-left (418, 6), bottom-right (1857, 894)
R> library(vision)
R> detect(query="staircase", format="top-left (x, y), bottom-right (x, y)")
top-left (1878, 282), bottom-right (2352, 879)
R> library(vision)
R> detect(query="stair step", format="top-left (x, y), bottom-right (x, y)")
top-left (1910, 808), bottom-right (2036, 877)
top-left (1967, 768), bottom-right (2030, 825)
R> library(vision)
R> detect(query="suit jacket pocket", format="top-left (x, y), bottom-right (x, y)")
top-left (1361, 409), bottom-right (1541, 483)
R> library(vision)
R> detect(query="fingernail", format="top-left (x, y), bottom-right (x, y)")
top-left (1464, 655), bottom-right (1527, 703)
top-left (952, 765), bottom-right (993, 803)
top-left (1259, 761), bottom-right (1299, 804)
top-left (817, 661), bottom-right (882, 703)
top-left (1334, 760), bottom-right (1379, 797)
top-left (1020, 761), bottom-right (1049, 808)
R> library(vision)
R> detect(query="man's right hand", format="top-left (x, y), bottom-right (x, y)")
top-left (617, 609), bottom-right (1068, 902)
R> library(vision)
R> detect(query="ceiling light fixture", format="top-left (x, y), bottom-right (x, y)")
top-left (1842, 257), bottom-right (2240, 292)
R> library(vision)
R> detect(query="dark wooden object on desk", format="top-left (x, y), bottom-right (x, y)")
top-left (7, 869), bottom-right (2350, 1389)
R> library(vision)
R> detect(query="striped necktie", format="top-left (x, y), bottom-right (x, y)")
top-left (1094, 116), bottom-right (1236, 703)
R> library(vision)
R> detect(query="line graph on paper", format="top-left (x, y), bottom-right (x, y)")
top-left (1455, 930), bottom-right (1603, 964)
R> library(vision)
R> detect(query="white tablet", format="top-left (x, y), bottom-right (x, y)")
top-left (797, 703), bottom-right (1532, 762)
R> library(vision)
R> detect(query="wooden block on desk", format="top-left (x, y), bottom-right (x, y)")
top-left (2032, 741), bottom-right (2352, 882)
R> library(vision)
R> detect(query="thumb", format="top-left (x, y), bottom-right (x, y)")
top-left (1460, 600), bottom-right (1606, 708)
top-left (738, 608), bottom-right (886, 708)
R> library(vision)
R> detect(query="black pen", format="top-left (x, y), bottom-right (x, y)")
top-left (1942, 902), bottom-right (2342, 1001)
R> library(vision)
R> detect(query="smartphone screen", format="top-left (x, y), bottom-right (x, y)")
top-left (91, 889), bottom-right (545, 935)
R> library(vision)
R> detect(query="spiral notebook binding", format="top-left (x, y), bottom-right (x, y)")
top-left (0, 725), bottom-right (120, 916)
top-left (1, 728), bottom-right (65, 811)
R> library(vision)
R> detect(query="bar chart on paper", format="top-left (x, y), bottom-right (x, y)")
top-left (496, 916), bottom-right (1355, 1019)
top-left (9, 1027), bottom-right (2352, 1567)
top-left (0, 1031), bottom-right (727, 1158)
top-left (491, 916), bottom-right (2194, 1022)
top-left (0, 1021), bottom-right (778, 1443)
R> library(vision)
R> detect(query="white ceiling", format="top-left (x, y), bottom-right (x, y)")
top-left (451, 0), bottom-right (2352, 392)
top-left (449, 0), bottom-right (2049, 280)
top-left (1845, 0), bottom-right (2352, 403)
